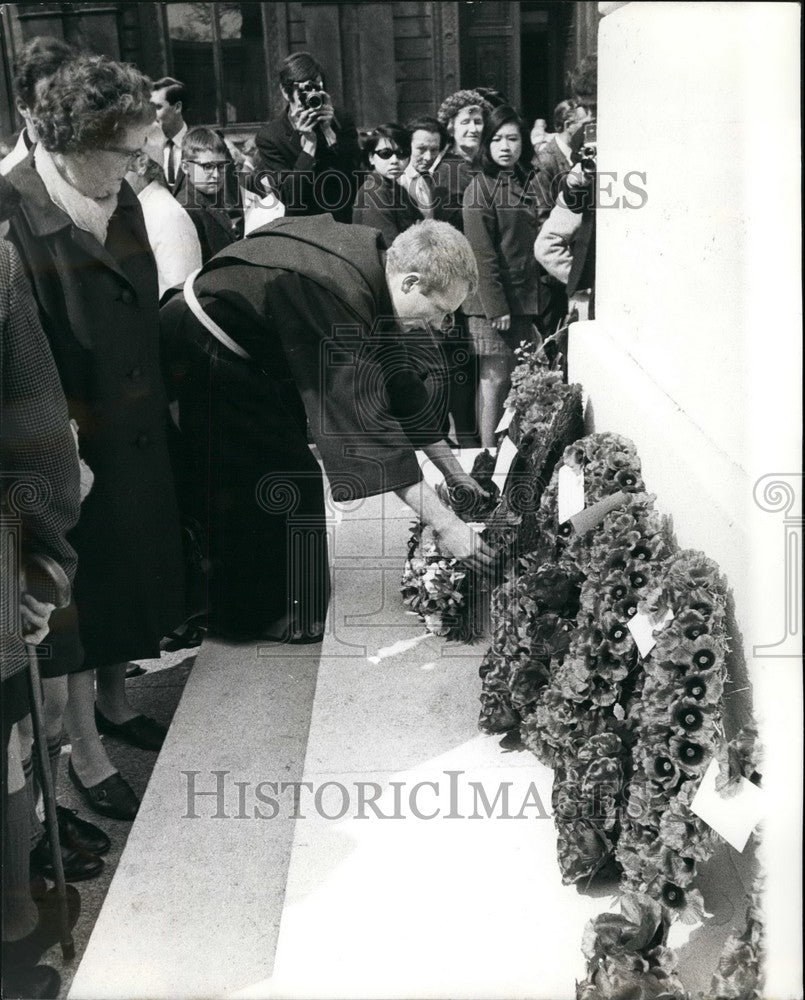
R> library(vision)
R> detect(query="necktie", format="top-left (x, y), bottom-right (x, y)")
top-left (165, 139), bottom-right (176, 186)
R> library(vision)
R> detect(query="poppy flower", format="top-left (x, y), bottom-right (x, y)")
top-left (614, 598), bottom-right (638, 618)
top-left (661, 882), bottom-right (685, 909)
top-left (631, 542), bottom-right (653, 561)
top-left (671, 737), bottom-right (707, 773)
top-left (653, 755), bottom-right (677, 780)
top-left (615, 469), bottom-right (641, 490)
top-left (692, 648), bottom-right (716, 670)
top-left (607, 622), bottom-right (628, 643)
top-left (672, 702), bottom-right (704, 733)
top-left (683, 674), bottom-right (709, 701)
top-left (630, 570), bottom-right (648, 589)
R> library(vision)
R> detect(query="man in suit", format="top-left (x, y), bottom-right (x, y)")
top-left (533, 99), bottom-right (587, 226)
top-left (250, 51), bottom-right (361, 223)
top-left (0, 36), bottom-right (73, 177)
top-left (532, 96), bottom-right (590, 340)
top-left (151, 76), bottom-right (189, 194)
top-left (398, 115), bottom-right (446, 220)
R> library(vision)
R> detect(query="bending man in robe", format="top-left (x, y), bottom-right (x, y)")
top-left (161, 215), bottom-right (494, 642)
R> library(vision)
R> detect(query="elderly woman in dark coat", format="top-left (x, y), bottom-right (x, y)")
top-left (3, 54), bottom-right (184, 820)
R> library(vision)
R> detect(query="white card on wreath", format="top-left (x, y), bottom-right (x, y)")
top-left (690, 756), bottom-right (764, 853)
top-left (558, 465), bottom-right (586, 523)
top-left (495, 408), bottom-right (515, 435)
top-left (627, 607), bottom-right (674, 658)
top-left (466, 522), bottom-right (486, 535)
top-left (492, 436), bottom-right (519, 492)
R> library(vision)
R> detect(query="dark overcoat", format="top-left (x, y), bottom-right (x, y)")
top-left (352, 174), bottom-right (423, 250)
top-left (461, 169), bottom-right (542, 320)
top-left (161, 215), bottom-right (444, 639)
top-left (4, 153), bottom-right (184, 668)
top-left (431, 151), bottom-right (478, 232)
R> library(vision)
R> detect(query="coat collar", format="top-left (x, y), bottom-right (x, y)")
top-left (7, 150), bottom-right (142, 287)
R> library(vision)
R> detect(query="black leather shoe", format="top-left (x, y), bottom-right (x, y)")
top-left (68, 759), bottom-right (139, 821)
top-left (2, 964), bottom-right (61, 999)
top-left (2, 885), bottom-right (80, 968)
top-left (57, 805), bottom-right (111, 856)
top-left (30, 835), bottom-right (103, 882)
top-left (94, 705), bottom-right (167, 752)
top-left (160, 622), bottom-right (206, 652)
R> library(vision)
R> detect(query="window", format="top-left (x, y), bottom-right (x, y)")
top-left (165, 2), bottom-right (268, 125)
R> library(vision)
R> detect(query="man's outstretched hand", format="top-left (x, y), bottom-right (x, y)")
top-left (434, 514), bottom-right (496, 573)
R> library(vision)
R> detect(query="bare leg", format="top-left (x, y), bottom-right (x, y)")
top-left (95, 663), bottom-right (137, 726)
top-left (64, 670), bottom-right (116, 787)
top-left (477, 352), bottom-right (516, 449)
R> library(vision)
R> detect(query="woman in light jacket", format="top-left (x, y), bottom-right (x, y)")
top-left (462, 105), bottom-right (542, 446)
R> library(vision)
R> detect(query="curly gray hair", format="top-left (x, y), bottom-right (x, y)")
top-left (436, 89), bottom-right (493, 128)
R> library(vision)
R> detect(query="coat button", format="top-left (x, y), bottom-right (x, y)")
top-left (119, 289), bottom-right (134, 304)
top-left (129, 367), bottom-right (142, 380)
top-left (136, 433), bottom-right (150, 448)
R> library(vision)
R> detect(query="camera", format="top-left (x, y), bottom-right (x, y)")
top-left (580, 120), bottom-right (597, 174)
top-left (297, 80), bottom-right (326, 112)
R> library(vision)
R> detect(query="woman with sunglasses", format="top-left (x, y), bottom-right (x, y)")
top-left (3, 54), bottom-right (185, 822)
top-left (178, 127), bottom-right (243, 263)
top-left (462, 105), bottom-right (542, 447)
top-left (352, 124), bottom-right (423, 248)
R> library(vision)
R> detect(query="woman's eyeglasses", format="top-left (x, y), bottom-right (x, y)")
top-left (99, 145), bottom-right (143, 166)
top-left (372, 147), bottom-right (406, 160)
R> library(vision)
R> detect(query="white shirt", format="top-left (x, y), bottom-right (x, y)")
top-left (554, 132), bottom-right (573, 166)
top-left (398, 163), bottom-right (435, 218)
top-left (0, 130), bottom-right (32, 176)
top-left (162, 122), bottom-right (188, 183)
top-left (137, 180), bottom-right (202, 297)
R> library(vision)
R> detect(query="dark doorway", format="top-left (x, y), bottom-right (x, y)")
top-left (520, 2), bottom-right (573, 130)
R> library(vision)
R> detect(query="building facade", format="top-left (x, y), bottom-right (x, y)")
top-left (0, 1), bottom-right (598, 139)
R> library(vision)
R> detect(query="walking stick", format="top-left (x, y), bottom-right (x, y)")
top-left (23, 551), bottom-right (75, 960)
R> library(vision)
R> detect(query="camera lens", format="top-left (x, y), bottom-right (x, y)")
top-left (307, 92), bottom-right (323, 110)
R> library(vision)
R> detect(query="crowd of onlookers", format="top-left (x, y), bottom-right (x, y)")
top-left (0, 35), bottom-right (596, 999)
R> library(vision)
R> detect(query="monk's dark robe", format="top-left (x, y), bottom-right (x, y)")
top-left (161, 214), bottom-right (446, 639)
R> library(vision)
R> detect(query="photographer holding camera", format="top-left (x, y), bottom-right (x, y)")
top-left (252, 52), bottom-right (361, 222)
top-left (534, 57), bottom-right (598, 323)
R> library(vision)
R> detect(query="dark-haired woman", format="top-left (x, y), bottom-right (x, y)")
top-left (352, 124), bottom-right (422, 247)
top-left (3, 54), bottom-right (184, 820)
top-left (462, 105), bottom-right (542, 447)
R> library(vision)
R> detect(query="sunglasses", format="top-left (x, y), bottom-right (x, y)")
top-left (372, 147), bottom-right (406, 160)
